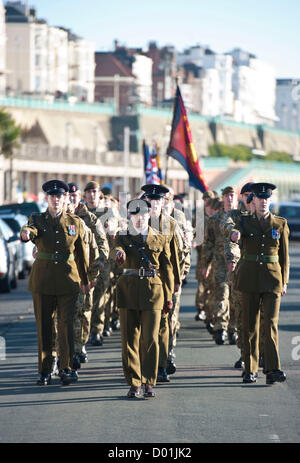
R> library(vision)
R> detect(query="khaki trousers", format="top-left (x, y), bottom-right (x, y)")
top-left (32, 292), bottom-right (78, 374)
top-left (119, 309), bottom-right (161, 387)
top-left (242, 292), bottom-right (281, 374)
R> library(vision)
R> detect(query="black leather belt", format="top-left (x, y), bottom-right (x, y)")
top-left (123, 268), bottom-right (159, 278)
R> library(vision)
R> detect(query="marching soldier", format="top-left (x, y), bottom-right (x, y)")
top-left (230, 182), bottom-right (289, 384)
top-left (68, 182), bottom-right (109, 364)
top-left (83, 181), bottom-right (109, 346)
top-left (20, 180), bottom-right (89, 386)
top-left (110, 199), bottom-right (174, 398)
top-left (163, 188), bottom-right (191, 374)
top-left (195, 190), bottom-right (215, 322)
top-left (141, 184), bottom-right (181, 383)
top-left (202, 187), bottom-right (237, 345)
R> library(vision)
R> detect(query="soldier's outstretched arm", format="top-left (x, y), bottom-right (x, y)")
top-left (20, 214), bottom-right (39, 242)
top-left (109, 233), bottom-right (126, 264)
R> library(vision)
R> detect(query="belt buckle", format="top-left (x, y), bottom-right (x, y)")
top-left (139, 267), bottom-right (145, 278)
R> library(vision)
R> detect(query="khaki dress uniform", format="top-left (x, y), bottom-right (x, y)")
top-left (21, 209), bottom-right (89, 377)
top-left (110, 226), bottom-right (174, 388)
top-left (233, 212), bottom-right (289, 377)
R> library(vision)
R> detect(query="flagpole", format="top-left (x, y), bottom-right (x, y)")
top-left (165, 76), bottom-right (179, 185)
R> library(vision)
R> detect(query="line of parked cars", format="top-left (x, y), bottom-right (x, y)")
top-left (0, 201), bottom-right (41, 293)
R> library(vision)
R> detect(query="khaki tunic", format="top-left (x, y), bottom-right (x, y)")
top-left (22, 210), bottom-right (89, 294)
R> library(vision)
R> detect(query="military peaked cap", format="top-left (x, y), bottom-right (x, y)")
top-left (68, 182), bottom-right (80, 193)
top-left (240, 182), bottom-right (254, 194)
top-left (127, 199), bottom-right (151, 215)
top-left (141, 184), bottom-right (169, 199)
top-left (251, 182), bottom-right (276, 199)
top-left (42, 179), bottom-right (69, 195)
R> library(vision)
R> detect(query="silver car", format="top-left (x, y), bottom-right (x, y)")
top-left (0, 219), bottom-right (19, 292)
top-left (0, 214), bottom-right (35, 277)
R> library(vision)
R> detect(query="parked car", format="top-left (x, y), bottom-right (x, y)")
top-left (0, 201), bottom-right (41, 218)
top-left (0, 214), bottom-right (34, 277)
top-left (0, 218), bottom-right (19, 292)
top-left (0, 236), bottom-right (10, 291)
top-left (271, 202), bottom-right (300, 240)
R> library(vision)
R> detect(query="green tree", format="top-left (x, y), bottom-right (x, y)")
top-left (265, 150), bottom-right (293, 163)
top-left (0, 108), bottom-right (22, 201)
top-left (208, 143), bottom-right (253, 162)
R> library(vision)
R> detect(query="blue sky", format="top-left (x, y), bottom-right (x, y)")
top-left (22, 0), bottom-right (300, 78)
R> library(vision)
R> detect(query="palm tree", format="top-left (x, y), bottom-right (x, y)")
top-left (0, 108), bottom-right (22, 201)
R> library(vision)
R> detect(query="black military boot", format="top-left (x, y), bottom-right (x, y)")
top-left (266, 369), bottom-right (286, 385)
top-left (214, 329), bottom-right (227, 345)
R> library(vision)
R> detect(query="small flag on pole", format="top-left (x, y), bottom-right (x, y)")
top-left (143, 140), bottom-right (162, 184)
top-left (167, 85), bottom-right (209, 192)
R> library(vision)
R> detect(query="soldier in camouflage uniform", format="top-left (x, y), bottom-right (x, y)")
top-left (200, 198), bottom-right (222, 334)
top-left (195, 191), bottom-right (215, 322)
top-left (220, 182), bottom-right (255, 367)
top-left (68, 183), bottom-right (105, 365)
top-left (202, 186), bottom-right (237, 345)
top-left (101, 207), bottom-right (123, 336)
top-left (83, 181), bottom-right (110, 346)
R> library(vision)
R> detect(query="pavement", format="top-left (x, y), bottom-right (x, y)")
top-left (0, 246), bottom-right (300, 447)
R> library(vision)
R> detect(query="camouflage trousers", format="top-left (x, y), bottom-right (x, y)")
top-left (227, 271), bottom-right (243, 355)
top-left (90, 275), bottom-right (109, 335)
top-left (104, 279), bottom-right (119, 330)
top-left (74, 288), bottom-right (94, 353)
top-left (167, 288), bottom-right (182, 362)
top-left (212, 260), bottom-right (236, 332)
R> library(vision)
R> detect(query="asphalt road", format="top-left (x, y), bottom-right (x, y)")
top-left (0, 245), bottom-right (299, 448)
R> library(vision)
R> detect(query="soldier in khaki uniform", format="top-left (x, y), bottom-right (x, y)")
top-left (230, 182), bottom-right (289, 384)
top-left (141, 184), bottom-right (181, 383)
top-left (110, 199), bottom-right (174, 398)
top-left (20, 180), bottom-right (89, 386)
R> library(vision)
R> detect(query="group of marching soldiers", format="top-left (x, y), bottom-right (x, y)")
top-left (20, 179), bottom-right (193, 397)
top-left (20, 177), bottom-right (289, 395)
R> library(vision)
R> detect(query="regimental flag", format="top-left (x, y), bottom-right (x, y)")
top-left (143, 140), bottom-right (163, 185)
top-left (167, 85), bottom-right (209, 192)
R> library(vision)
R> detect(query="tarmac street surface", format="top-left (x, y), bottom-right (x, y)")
top-left (0, 245), bottom-right (299, 445)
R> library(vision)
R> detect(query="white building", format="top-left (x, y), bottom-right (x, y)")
top-left (68, 31), bottom-right (95, 103)
top-left (5, 2), bottom-right (69, 95)
top-left (0, 0), bottom-right (6, 94)
top-left (177, 45), bottom-right (234, 118)
top-left (132, 53), bottom-right (152, 106)
top-left (230, 48), bottom-right (277, 125)
top-left (275, 79), bottom-right (300, 132)
top-left (177, 45), bottom-right (277, 125)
